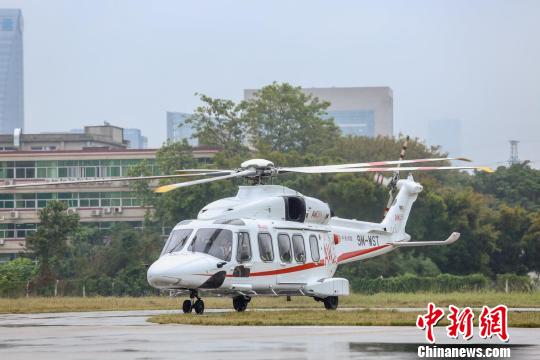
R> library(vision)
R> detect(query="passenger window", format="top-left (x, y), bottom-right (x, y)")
top-left (258, 233), bottom-right (274, 262)
top-left (278, 234), bottom-right (292, 263)
top-left (309, 235), bottom-right (320, 262)
top-left (292, 234), bottom-right (306, 263)
top-left (237, 232), bottom-right (252, 263)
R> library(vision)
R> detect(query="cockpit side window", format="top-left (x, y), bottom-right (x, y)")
top-left (188, 228), bottom-right (233, 261)
top-left (161, 229), bottom-right (193, 256)
top-left (236, 232), bottom-right (252, 263)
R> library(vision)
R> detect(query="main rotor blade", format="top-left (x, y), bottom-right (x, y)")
top-left (174, 169), bottom-right (232, 173)
top-left (281, 165), bottom-right (494, 174)
top-left (279, 157), bottom-right (471, 173)
top-left (154, 169), bottom-right (256, 193)
top-left (0, 172), bottom-right (232, 189)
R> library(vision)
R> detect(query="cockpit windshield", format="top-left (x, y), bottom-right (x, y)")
top-left (161, 228), bottom-right (193, 256)
top-left (188, 228), bottom-right (233, 261)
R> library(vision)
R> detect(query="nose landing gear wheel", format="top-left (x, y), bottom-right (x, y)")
top-left (193, 299), bottom-right (205, 314)
top-left (232, 295), bottom-right (250, 312)
top-left (182, 299), bottom-right (192, 313)
top-left (323, 296), bottom-right (339, 310)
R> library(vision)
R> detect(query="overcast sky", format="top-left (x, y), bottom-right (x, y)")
top-left (1, 0), bottom-right (539, 167)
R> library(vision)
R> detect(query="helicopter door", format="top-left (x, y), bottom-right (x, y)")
top-left (232, 232), bottom-right (252, 278)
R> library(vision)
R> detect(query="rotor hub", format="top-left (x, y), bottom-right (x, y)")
top-left (240, 159), bottom-right (277, 183)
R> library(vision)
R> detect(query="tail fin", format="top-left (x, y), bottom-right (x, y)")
top-left (381, 174), bottom-right (423, 234)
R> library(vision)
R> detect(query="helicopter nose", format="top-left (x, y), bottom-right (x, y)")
top-left (147, 253), bottom-right (218, 289)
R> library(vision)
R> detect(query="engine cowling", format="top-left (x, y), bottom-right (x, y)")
top-left (196, 185), bottom-right (331, 225)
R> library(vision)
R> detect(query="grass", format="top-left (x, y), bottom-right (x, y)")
top-left (0, 292), bottom-right (539, 314)
top-left (149, 309), bottom-right (540, 327)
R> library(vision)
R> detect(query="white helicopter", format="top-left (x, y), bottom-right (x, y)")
top-left (0, 148), bottom-right (493, 315)
top-left (144, 155), bottom-right (492, 314)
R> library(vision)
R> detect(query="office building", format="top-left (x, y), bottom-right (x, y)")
top-left (427, 119), bottom-right (462, 156)
top-left (124, 128), bottom-right (148, 149)
top-left (0, 125), bottom-right (127, 151)
top-left (167, 112), bottom-right (197, 146)
top-left (244, 87), bottom-right (394, 137)
top-left (0, 124), bottom-right (219, 261)
top-left (0, 9), bottom-right (24, 133)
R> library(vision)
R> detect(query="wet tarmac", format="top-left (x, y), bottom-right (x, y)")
top-left (0, 309), bottom-right (539, 359)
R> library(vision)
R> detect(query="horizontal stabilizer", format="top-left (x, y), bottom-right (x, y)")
top-left (368, 229), bottom-right (392, 236)
top-left (391, 232), bottom-right (460, 248)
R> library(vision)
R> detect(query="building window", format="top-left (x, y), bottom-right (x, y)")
top-left (1, 18), bottom-right (14, 31)
top-left (0, 223), bottom-right (36, 239)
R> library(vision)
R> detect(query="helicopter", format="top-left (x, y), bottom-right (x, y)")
top-left (0, 148), bottom-right (493, 314)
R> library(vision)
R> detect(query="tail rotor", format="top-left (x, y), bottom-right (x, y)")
top-left (381, 135), bottom-right (409, 218)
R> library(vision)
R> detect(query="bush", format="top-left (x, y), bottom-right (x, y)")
top-left (0, 258), bottom-right (37, 297)
top-left (350, 273), bottom-right (491, 294)
top-left (494, 274), bottom-right (534, 292)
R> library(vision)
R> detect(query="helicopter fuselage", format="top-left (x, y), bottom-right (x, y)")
top-left (147, 217), bottom-right (398, 297)
top-left (147, 179), bottom-right (460, 305)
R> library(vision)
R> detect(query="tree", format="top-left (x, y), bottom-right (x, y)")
top-left (85, 223), bottom-right (163, 296)
top-left (412, 188), bottom-right (498, 276)
top-left (26, 201), bottom-right (80, 289)
top-left (490, 205), bottom-right (530, 275)
top-left (244, 82), bottom-right (341, 154)
top-left (474, 162), bottom-right (540, 211)
top-left (522, 211), bottom-right (540, 274)
top-left (156, 139), bottom-right (195, 174)
top-left (186, 94), bottom-right (250, 156)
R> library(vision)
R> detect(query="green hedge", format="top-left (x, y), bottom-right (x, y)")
top-left (350, 273), bottom-right (535, 294)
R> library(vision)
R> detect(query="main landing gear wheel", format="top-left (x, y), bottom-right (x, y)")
top-left (182, 299), bottom-right (192, 313)
top-left (323, 296), bottom-right (339, 310)
top-left (232, 295), bottom-right (251, 312)
top-left (193, 299), bottom-right (205, 314)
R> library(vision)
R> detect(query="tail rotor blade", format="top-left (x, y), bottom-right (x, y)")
top-left (384, 136), bottom-right (409, 217)
top-left (373, 173), bottom-right (391, 187)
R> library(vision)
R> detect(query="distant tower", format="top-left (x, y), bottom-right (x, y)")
top-left (508, 140), bottom-right (520, 166)
top-left (0, 9), bottom-right (24, 133)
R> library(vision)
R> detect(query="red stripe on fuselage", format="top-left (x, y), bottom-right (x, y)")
top-left (199, 246), bottom-right (391, 278)
top-left (337, 244), bottom-right (391, 263)
top-left (225, 261), bottom-right (326, 277)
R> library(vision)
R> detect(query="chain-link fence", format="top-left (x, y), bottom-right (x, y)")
top-left (1, 274), bottom-right (538, 298)
top-left (0, 278), bottom-right (161, 298)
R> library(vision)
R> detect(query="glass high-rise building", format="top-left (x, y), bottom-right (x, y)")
top-left (166, 112), bottom-right (197, 146)
top-left (124, 128), bottom-right (148, 149)
top-left (0, 9), bottom-right (23, 134)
